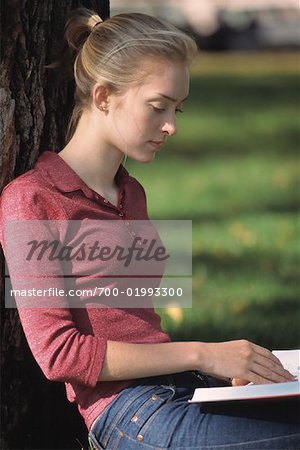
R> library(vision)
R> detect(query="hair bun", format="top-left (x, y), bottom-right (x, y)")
top-left (88, 16), bottom-right (103, 31)
top-left (92, 20), bottom-right (103, 30)
top-left (65, 8), bottom-right (102, 52)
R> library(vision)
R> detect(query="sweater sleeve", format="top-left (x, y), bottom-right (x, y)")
top-left (0, 177), bottom-right (106, 387)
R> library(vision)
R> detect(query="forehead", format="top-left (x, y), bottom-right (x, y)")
top-left (134, 59), bottom-right (190, 99)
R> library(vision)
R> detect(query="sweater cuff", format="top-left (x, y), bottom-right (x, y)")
top-left (86, 337), bottom-right (108, 387)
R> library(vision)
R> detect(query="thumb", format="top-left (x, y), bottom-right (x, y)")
top-left (231, 378), bottom-right (249, 386)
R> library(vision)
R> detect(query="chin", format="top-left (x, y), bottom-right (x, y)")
top-left (140, 155), bottom-right (156, 164)
top-left (131, 153), bottom-right (156, 164)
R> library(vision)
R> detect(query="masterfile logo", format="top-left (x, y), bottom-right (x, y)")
top-left (4, 220), bottom-right (192, 309)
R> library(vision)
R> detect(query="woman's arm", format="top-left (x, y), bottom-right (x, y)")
top-left (99, 340), bottom-right (295, 385)
top-left (1, 184), bottom-right (106, 388)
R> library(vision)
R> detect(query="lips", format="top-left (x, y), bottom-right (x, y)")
top-left (149, 140), bottom-right (164, 149)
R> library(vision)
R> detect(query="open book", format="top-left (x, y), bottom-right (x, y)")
top-left (189, 349), bottom-right (300, 403)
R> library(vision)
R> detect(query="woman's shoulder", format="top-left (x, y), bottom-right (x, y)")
top-left (2, 167), bottom-right (43, 193)
top-left (1, 168), bottom-right (65, 220)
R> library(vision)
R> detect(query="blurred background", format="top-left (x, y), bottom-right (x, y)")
top-left (112, 0), bottom-right (300, 51)
top-left (112, 0), bottom-right (300, 349)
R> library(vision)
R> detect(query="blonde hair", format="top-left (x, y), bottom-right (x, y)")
top-left (49, 8), bottom-right (198, 142)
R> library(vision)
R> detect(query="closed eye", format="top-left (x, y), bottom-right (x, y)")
top-left (151, 105), bottom-right (183, 114)
top-left (151, 105), bottom-right (165, 113)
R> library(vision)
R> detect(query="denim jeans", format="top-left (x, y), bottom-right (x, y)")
top-left (88, 371), bottom-right (300, 449)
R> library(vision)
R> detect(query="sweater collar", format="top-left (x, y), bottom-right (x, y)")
top-left (35, 150), bottom-right (129, 196)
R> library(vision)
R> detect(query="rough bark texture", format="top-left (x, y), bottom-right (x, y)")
top-left (0, 1), bottom-right (109, 448)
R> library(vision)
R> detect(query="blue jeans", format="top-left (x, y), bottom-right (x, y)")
top-left (88, 371), bottom-right (300, 449)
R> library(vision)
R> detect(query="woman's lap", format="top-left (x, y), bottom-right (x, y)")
top-left (88, 372), bottom-right (300, 449)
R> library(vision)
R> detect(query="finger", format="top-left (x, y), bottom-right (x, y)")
top-left (251, 343), bottom-right (284, 367)
top-left (250, 345), bottom-right (294, 379)
top-left (255, 353), bottom-right (295, 381)
top-left (272, 365), bottom-right (295, 381)
top-left (246, 369), bottom-right (275, 385)
top-left (231, 378), bottom-right (249, 386)
top-left (252, 361), bottom-right (294, 384)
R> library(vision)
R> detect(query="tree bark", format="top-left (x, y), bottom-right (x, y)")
top-left (0, 1), bottom-right (109, 448)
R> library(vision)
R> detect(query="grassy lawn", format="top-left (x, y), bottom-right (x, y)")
top-left (126, 52), bottom-right (300, 349)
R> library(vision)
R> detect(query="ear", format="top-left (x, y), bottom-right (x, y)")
top-left (92, 83), bottom-right (110, 112)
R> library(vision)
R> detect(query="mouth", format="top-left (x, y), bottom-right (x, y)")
top-left (148, 140), bottom-right (164, 150)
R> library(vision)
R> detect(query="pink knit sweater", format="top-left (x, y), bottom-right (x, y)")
top-left (0, 151), bottom-right (170, 430)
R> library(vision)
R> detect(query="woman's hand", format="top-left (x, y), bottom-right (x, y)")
top-left (197, 340), bottom-right (295, 385)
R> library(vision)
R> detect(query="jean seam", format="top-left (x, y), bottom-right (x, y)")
top-left (131, 396), bottom-right (165, 425)
top-left (88, 431), bottom-right (104, 450)
top-left (110, 429), bottom-right (125, 450)
top-left (136, 397), bottom-right (174, 446)
top-left (101, 385), bottom-right (160, 447)
top-left (115, 425), bottom-right (166, 450)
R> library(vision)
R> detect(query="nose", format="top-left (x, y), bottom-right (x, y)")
top-left (161, 120), bottom-right (177, 137)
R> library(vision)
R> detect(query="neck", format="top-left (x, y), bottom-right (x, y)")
top-left (58, 112), bottom-right (124, 195)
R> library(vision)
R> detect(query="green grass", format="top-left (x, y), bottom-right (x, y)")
top-left (126, 52), bottom-right (300, 349)
top-left (129, 155), bottom-right (299, 219)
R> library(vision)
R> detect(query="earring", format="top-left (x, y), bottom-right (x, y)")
top-left (97, 101), bottom-right (108, 112)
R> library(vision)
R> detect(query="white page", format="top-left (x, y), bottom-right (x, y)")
top-left (273, 349), bottom-right (300, 380)
top-left (189, 349), bottom-right (300, 403)
top-left (189, 381), bottom-right (300, 403)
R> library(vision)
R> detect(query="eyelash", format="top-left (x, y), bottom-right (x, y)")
top-left (151, 106), bottom-right (184, 114)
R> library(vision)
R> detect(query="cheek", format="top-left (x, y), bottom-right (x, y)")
top-left (133, 107), bottom-right (160, 131)
top-left (128, 108), bottom-right (154, 136)
top-left (111, 103), bottom-right (159, 145)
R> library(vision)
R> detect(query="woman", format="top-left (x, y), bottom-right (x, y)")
top-left (1, 8), bottom-right (299, 450)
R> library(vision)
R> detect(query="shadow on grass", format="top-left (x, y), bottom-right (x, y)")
top-left (190, 75), bottom-right (300, 108)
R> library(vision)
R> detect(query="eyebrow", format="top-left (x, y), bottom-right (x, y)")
top-left (153, 93), bottom-right (189, 103)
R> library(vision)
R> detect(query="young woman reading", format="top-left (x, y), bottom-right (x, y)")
top-left (1, 8), bottom-right (299, 449)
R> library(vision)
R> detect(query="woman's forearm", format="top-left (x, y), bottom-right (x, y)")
top-left (99, 340), bottom-right (202, 381)
top-left (99, 339), bottom-right (295, 384)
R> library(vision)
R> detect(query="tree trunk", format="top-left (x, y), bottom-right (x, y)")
top-left (0, 1), bottom-right (109, 448)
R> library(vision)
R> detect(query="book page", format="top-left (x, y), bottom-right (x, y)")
top-left (189, 349), bottom-right (300, 403)
top-left (189, 381), bottom-right (300, 403)
top-left (273, 350), bottom-right (300, 380)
